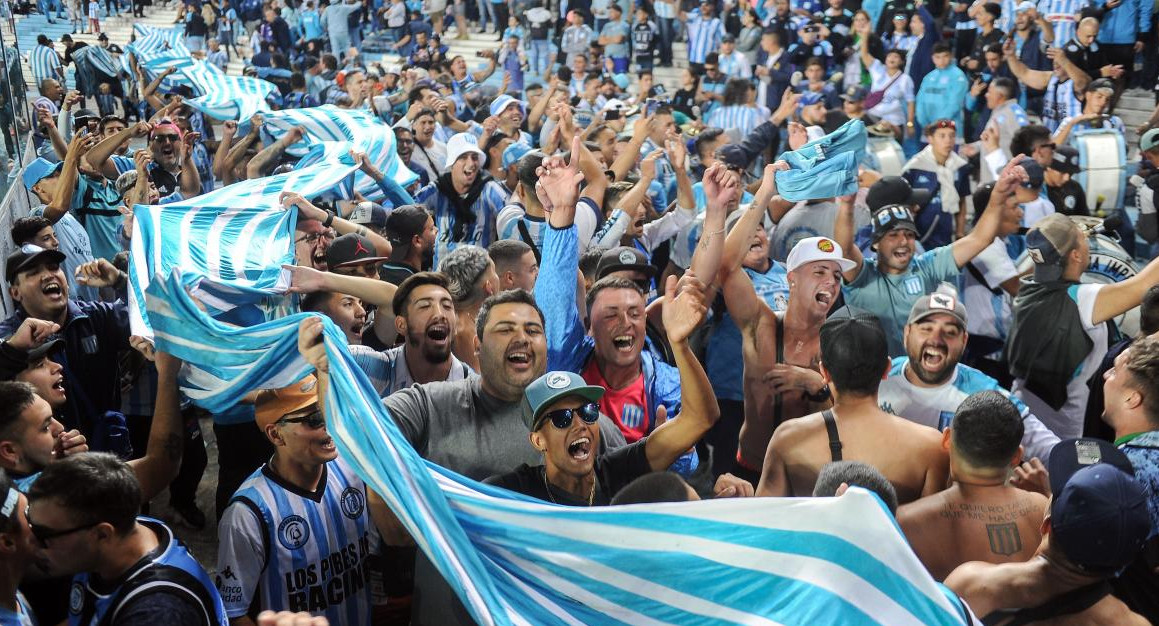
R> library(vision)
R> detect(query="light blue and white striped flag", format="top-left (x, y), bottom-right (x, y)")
top-left (126, 153), bottom-right (361, 338)
top-left (137, 273), bottom-right (973, 626)
top-left (260, 105), bottom-right (418, 204)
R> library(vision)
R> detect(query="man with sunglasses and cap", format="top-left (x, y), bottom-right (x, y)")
top-left (836, 160), bottom-right (1022, 357)
top-left (1007, 213), bottom-right (1159, 439)
top-left (946, 438), bottom-right (1151, 624)
top-left (216, 375), bottom-right (385, 626)
top-left (487, 269), bottom-right (718, 504)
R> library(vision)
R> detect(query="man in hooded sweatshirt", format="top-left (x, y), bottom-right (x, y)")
top-left (414, 132), bottom-right (509, 267)
top-left (902, 118), bottom-right (971, 248)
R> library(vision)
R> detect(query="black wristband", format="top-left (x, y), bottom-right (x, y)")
top-left (322, 210), bottom-right (336, 228)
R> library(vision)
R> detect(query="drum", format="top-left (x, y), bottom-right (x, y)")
top-left (867, 137), bottom-right (906, 178)
top-left (1072, 129), bottom-right (1127, 212)
top-left (1016, 217), bottom-right (1141, 337)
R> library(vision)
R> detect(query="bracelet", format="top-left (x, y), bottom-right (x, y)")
top-left (322, 210), bottom-right (336, 228)
top-left (697, 226), bottom-right (726, 248)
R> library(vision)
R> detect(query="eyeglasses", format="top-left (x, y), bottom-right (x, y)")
top-left (26, 505), bottom-right (99, 547)
top-left (277, 409), bottom-right (326, 429)
top-left (152, 134), bottom-right (181, 143)
top-left (540, 403), bottom-right (601, 430)
top-left (295, 229), bottom-right (337, 244)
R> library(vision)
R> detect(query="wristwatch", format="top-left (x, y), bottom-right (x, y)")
top-left (322, 210), bottom-right (336, 228)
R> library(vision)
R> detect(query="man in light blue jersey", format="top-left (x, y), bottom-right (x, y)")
top-left (679, 0), bottom-right (724, 72)
top-left (835, 163), bottom-right (1020, 357)
top-left (878, 291), bottom-right (1060, 461)
top-left (495, 146), bottom-right (606, 256)
top-left (350, 272), bottom-right (472, 397)
top-left (217, 377), bottom-right (384, 626)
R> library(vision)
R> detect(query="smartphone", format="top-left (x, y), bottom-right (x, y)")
top-left (645, 98), bottom-right (660, 117)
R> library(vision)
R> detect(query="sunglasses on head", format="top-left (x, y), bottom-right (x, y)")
top-left (539, 402), bottom-right (600, 430)
top-left (25, 505), bottom-right (99, 548)
top-left (278, 409), bottom-right (326, 429)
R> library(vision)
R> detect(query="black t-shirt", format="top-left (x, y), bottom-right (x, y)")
top-left (1047, 179), bottom-right (1089, 217)
top-left (485, 438), bottom-right (651, 505)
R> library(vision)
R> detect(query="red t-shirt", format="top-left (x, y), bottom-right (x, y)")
top-left (581, 360), bottom-right (649, 442)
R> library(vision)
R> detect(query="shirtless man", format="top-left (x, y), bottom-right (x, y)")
top-left (946, 439), bottom-right (1151, 625)
top-left (689, 164), bottom-right (844, 483)
top-left (755, 310), bottom-right (949, 503)
top-left (898, 390), bottom-right (1048, 580)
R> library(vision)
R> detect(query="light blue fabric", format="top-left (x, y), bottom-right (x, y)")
top-left (775, 119), bottom-right (867, 202)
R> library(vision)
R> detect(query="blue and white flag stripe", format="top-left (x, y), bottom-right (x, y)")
top-left (138, 271), bottom-right (971, 626)
top-left (126, 154), bottom-right (362, 339)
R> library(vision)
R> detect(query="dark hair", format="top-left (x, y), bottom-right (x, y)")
top-left (982, 42), bottom-right (1004, 57)
top-left (603, 180), bottom-right (636, 214)
top-left (721, 78), bottom-right (752, 107)
top-left (28, 452), bottom-right (141, 536)
top-left (481, 131), bottom-right (510, 169)
top-left (37, 35), bottom-right (50, 46)
top-left (290, 71), bottom-right (306, 89)
top-left (932, 41), bottom-right (953, 55)
top-left (475, 289), bottom-right (545, 340)
top-left (971, 182), bottom-right (995, 225)
top-left (694, 128), bottom-right (725, 159)
top-left (322, 54), bottom-right (338, 71)
top-left (1141, 285), bottom-right (1159, 336)
top-left (412, 107), bottom-right (437, 122)
top-left (637, 69), bottom-right (653, 80)
top-left (704, 52), bottom-right (720, 66)
top-left (488, 239), bottom-right (533, 274)
top-left (0, 470), bottom-right (16, 532)
top-left (11, 216), bottom-right (53, 246)
top-left (886, 48), bottom-right (908, 62)
top-left (1010, 125), bottom-right (1052, 159)
top-left (98, 115), bottom-right (126, 133)
top-left (951, 390), bottom-right (1024, 469)
top-left (819, 309), bottom-right (888, 396)
top-left (610, 471), bottom-right (693, 504)
top-left (392, 271), bottom-right (451, 316)
top-left (813, 461), bottom-right (899, 515)
top-left (990, 77), bottom-right (1017, 100)
top-left (407, 86), bottom-right (433, 105)
top-left (300, 290), bottom-right (337, 314)
top-left (580, 247), bottom-right (606, 282)
top-left (0, 382), bottom-right (38, 437)
top-left (585, 276), bottom-right (645, 314)
top-left (516, 150), bottom-right (547, 192)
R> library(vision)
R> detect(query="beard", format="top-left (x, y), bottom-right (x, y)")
top-left (408, 325), bottom-right (452, 363)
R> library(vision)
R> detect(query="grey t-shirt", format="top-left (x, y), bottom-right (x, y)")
top-left (390, 374), bottom-right (627, 625)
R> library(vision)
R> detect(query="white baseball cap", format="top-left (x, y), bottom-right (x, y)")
top-left (785, 236), bottom-right (857, 273)
top-left (444, 132), bottom-right (485, 169)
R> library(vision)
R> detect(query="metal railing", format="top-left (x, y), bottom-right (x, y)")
top-left (0, 20), bottom-right (37, 318)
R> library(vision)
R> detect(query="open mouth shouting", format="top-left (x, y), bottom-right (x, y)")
top-left (611, 334), bottom-right (636, 353)
top-left (41, 278), bottom-right (64, 301)
top-left (424, 320), bottom-right (450, 344)
top-left (891, 246), bottom-right (913, 264)
top-left (567, 435), bottom-right (592, 462)
top-left (317, 436), bottom-right (337, 453)
top-left (505, 343), bottom-right (534, 371)
top-left (814, 290), bottom-right (834, 307)
top-left (920, 343), bottom-right (948, 372)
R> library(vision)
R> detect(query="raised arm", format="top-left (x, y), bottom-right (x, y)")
top-left (609, 113), bottom-right (652, 183)
top-left (643, 273), bottom-right (720, 470)
top-left (213, 120), bottom-right (239, 181)
top-left (952, 157), bottom-right (1026, 267)
top-left (833, 193), bottom-right (865, 282)
top-left (246, 126), bottom-right (304, 179)
top-left (1004, 38), bottom-right (1053, 90)
top-left (128, 350), bottom-right (185, 501)
top-left (688, 164), bottom-right (737, 301)
top-left (280, 190), bottom-right (393, 257)
top-left (1092, 255), bottom-right (1159, 324)
top-left (177, 131), bottom-right (203, 198)
top-left (44, 133), bottom-right (92, 223)
top-left (86, 121), bottom-right (151, 181)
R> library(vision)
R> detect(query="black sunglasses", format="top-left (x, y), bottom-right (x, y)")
top-left (26, 505), bottom-right (99, 547)
top-left (540, 403), bottom-right (600, 430)
top-left (152, 134), bottom-right (181, 143)
top-left (278, 410), bottom-right (326, 429)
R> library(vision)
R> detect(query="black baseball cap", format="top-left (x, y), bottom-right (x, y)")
top-left (716, 144), bottom-right (748, 170)
top-left (840, 85), bottom-right (868, 102)
top-left (0, 337), bottom-right (64, 381)
top-left (819, 307), bottom-right (888, 382)
top-left (1047, 438), bottom-right (1149, 573)
top-left (870, 205), bottom-right (918, 241)
top-left (383, 204), bottom-right (431, 245)
top-left (865, 176), bottom-right (932, 212)
top-left (5, 244), bottom-right (66, 284)
top-left (324, 233), bottom-right (389, 269)
top-left (1050, 145), bottom-right (1081, 175)
top-left (596, 247), bottom-right (656, 280)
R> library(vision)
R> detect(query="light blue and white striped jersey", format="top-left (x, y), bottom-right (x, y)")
top-left (879, 357), bottom-right (1061, 461)
top-left (1042, 75), bottom-right (1081, 131)
top-left (0, 590), bottom-right (35, 626)
top-left (217, 457), bottom-right (377, 625)
top-left (28, 44), bottom-right (62, 86)
top-left (350, 344), bottom-right (472, 398)
top-left (706, 105), bottom-right (768, 140)
top-left (685, 10), bottom-right (724, 64)
top-left (1038, 0), bottom-right (1091, 49)
top-left (639, 139), bottom-right (677, 212)
top-left (718, 50), bottom-right (752, 79)
top-left (414, 179), bottom-right (510, 266)
top-left (496, 197), bottom-right (601, 252)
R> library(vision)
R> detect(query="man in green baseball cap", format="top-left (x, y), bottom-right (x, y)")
top-left (485, 276), bottom-right (725, 505)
